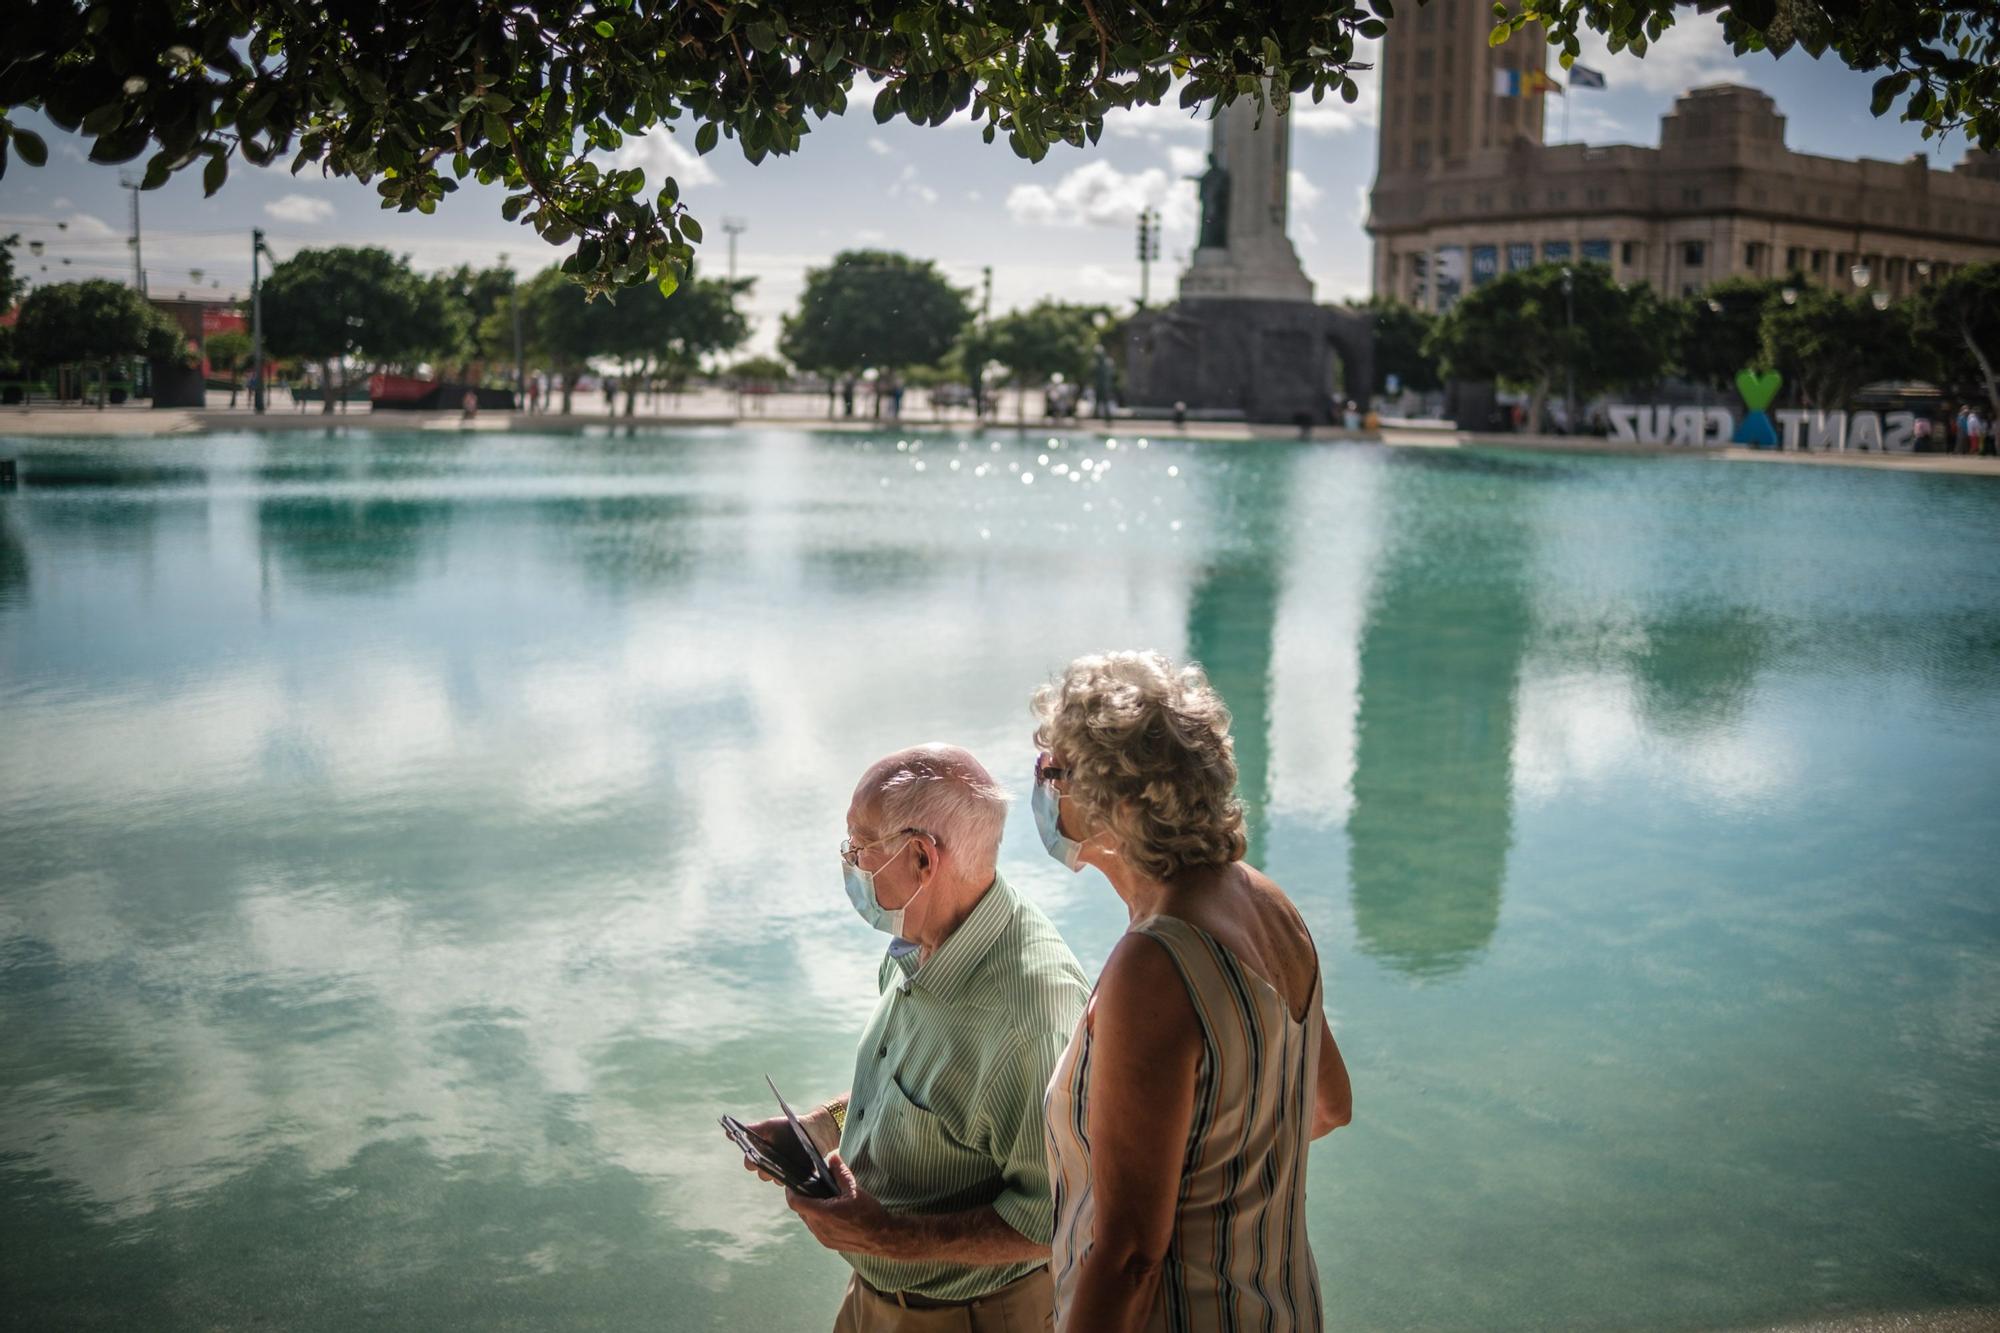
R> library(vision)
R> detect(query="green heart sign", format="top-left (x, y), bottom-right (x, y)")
top-left (1735, 368), bottom-right (1783, 412)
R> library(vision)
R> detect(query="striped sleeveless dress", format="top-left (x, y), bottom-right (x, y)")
top-left (1046, 915), bottom-right (1324, 1332)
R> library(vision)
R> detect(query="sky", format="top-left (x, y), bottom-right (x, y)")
top-left (0, 13), bottom-right (1981, 359)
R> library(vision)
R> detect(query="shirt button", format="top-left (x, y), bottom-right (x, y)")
top-left (877, 1046), bottom-right (887, 1058)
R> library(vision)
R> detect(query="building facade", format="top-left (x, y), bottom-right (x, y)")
top-left (1366, 1), bottom-right (2000, 312)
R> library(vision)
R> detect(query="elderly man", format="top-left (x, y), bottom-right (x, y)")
top-left (731, 744), bottom-right (1088, 1333)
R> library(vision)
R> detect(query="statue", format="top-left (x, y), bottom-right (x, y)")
top-left (1193, 152), bottom-right (1230, 249)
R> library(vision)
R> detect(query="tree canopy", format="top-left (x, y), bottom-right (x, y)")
top-left (1760, 285), bottom-right (1924, 410)
top-left (780, 250), bottom-right (970, 377)
top-left (13, 278), bottom-right (189, 402)
top-left (1911, 261), bottom-right (2000, 415)
top-left (0, 3), bottom-right (1387, 298)
top-left (987, 300), bottom-right (1108, 387)
top-left (1425, 262), bottom-right (1675, 431)
top-left (260, 246), bottom-right (436, 408)
top-left (1673, 274), bottom-right (1793, 392)
top-left (1358, 296), bottom-right (1441, 396)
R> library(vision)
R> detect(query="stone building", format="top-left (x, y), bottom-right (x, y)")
top-left (1366, 1), bottom-right (2000, 312)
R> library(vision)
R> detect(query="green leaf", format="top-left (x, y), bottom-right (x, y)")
top-left (203, 152), bottom-right (228, 196)
top-left (594, 20), bottom-right (614, 38)
top-left (681, 214), bottom-right (702, 242)
top-left (12, 127), bottom-right (47, 167)
top-left (1489, 25), bottom-right (1509, 47)
top-left (656, 265), bottom-right (680, 298)
top-left (746, 21), bottom-right (777, 53)
top-left (695, 120), bottom-right (718, 154)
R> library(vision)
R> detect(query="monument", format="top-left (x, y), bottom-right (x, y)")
top-left (1124, 93), bottom-right (1373, 424)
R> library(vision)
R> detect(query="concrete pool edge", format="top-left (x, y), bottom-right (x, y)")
top-left (2, 407), bottom-right (1998, 477)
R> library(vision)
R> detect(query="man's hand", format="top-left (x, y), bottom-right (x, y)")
top-left (785, 1152), bottom-right (910, 1260)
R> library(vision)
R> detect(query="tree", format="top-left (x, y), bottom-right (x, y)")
top-left (0, 233), bottom-right (22, 312)
top-left (1912, 261), bottom-right (2000, 418)
top-left (518, 266), bottom-right (600, 414)
top-left (1359, 297), bottom-right (1442, 396)
top-left (0, 5), bottom-right (1391, 297)
top-left (426, 264), bottom-right (517, 378)
top-left (727, 354), bottom-right (792, 385)
top-left (13, 279), bottom-right (186, 407)
top-left (1425, 262), bottom-right (1675, 433)
top-left (259, 247), bottom-right (430, 412)
top-left (597, 273), bottom-right (751, 415)
top-left (1673, 274), bottom-right (1794, 394)
top-left (780, 251), bottom-right (971, 400)
top-left (1495, 3), bottom-right (2000, 152)
top-left (987, 301), bottom-right (1109, 423)
top-left (205, 328), bottom-right (253, 406)
top-left (1761, 286), bottom-right (1925, 411)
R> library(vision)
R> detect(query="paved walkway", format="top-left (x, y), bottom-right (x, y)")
top-left (4, 406), bottom-right (1998, 478)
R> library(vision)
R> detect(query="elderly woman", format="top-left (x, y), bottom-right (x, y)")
top-left (1033, 651), bottom-right (1352, 1333)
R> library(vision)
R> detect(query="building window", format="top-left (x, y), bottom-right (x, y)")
top-left (1548, 189), bottom-right (1568, 206)
top-left (1544, 240), bottom-right (1572, 262)
top-left (1683, 240), bottom-right (1706, 268)
top-left (1413, 139), bottom-right (1432, 169)
top-left (1785, 246), bottom-right (1803, 271)
top-left (1415, 93), bottom-right (1433, 124)
top-left (1439, 136), bottom-right (1452, 158)
top-left (1510, 190), bottom-right (1530, 209)
top-left (1581, 238), bottom-right (1612, 264)
top-left (1810, 249), bottom-right (1826, 273)
top-left (1621, 240), bottom-right (1639, 266)
top-left (1418, 3), bottom-right (1435, 29)
top-left (1475, 192), bottom-right (1494, 210)
top-left (1508, 242), bottom-right (1535, 271)
top-left (1681, 187), bottom-right (1703, 206)
top-left (1744, 242), bottom-right (1765, 270)
top-left (1416, 49), bottom-right (1434, 78)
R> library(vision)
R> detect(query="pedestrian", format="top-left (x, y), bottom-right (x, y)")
top-left (605, 376), bottom-right (618, 414)
top-left (1912, 413), bottom-right (1933, 452)
top-left (1956, 404), bottom-right (1972, 455)
top-left (1969, 407), bottom-right (1988, 458)
top-left (734, 745), bottom-right (1087, 1333)
top-left (1033, 653), bottom-right (1352, 1333)
top-left (841, 378), bottom-right (856, 418)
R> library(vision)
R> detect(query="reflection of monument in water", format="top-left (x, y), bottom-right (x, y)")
top-left (1125, 94), bottom-right (1373, 425)
top-left (1347, 463), bottom-right (1529, 977)
top-left (1182, 454), bottom-right (1295, 858)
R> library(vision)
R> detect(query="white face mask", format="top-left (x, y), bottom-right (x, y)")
top-left (1033, 776), bottom-right (1085, 872)
top-left (841, 834), bottom-right (928, 938)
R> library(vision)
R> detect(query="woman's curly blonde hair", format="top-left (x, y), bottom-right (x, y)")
top-left (1031, 651), bottom-right (1246, 882)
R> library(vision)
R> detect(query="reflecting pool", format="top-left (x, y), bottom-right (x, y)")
top-left (1, 428), bottom-right (1996, 1330)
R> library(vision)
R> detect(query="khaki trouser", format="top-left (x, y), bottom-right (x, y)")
top-left (832, 1267), bottom-right (1054, 1333)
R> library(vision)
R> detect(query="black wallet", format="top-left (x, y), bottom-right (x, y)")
top-left (720, 1075), bottom-right (838, 1199)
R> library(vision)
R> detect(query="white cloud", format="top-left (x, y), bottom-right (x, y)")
top-left (1289, 169), bottom-right (1324, 212)
top-left (964, 189), bottom-right (982, 202)
top-left (855, 227), bottom-right (887, 243)
top-left (1077, 263), bottom-right (1130, 293)
top-left (50, 196), bottom-right (71, 209)
top-left (1005, 159), bottom-right (1195, 234)
top-left (612, 128), bottom-right (718, 189)
top-left (867, 136), bottom-right (894, 156)
top-left (890, 163), bottom-right (938, 205)
top-left (1572, 13), bottom-right (1740, 96)
top-left (1350, 182), bottom-right (1371, 229)
top-left (263, 193), bottom-right (335, 224)
top-left (1167, 144), bottom-right (1206, 176)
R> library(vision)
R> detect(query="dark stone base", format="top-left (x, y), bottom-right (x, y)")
top-left (1124, 298), bottom-right (1374, 424)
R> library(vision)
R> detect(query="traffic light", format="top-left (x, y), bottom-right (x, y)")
top-left (1136, 210), bottom-right (1151, 261)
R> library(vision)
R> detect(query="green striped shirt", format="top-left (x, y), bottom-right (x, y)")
top-left (838, 872), bottom-right (1089, 1301)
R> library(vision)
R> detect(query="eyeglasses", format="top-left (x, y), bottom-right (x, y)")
top-left (1035, 754), bottom-right (1071, 785)
top-left (839, 826), bottom-right (939, 868)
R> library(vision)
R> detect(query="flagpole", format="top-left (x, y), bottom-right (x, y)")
top-left (1562, 82), bottom-right (1569, 143)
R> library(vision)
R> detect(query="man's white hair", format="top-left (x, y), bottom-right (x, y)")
top-left (872, 749), bottom-right (1011, 878)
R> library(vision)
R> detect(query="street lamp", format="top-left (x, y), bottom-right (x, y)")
top-left (1851, 261), bottom-right (1871, 288)
top-left (1561, 265), bottom-right (1575, 435)
top-left (1780, 286), bottom-right (1798, 306)
top-left (1870, 290), bottom-right (1890, 311)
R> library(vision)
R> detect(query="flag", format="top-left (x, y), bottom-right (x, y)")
top-left (1569, 64), bottom-right (1607, 90)
top-left (1493, 68), bottom-right (1522, 97)
top-left (1525, 68), bottom-right (1564, 96)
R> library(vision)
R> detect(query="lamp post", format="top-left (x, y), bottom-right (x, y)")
top-left (1561, 265), bottom-right (1575, 435)
top-left (251, 228), bottom-right (272, 414)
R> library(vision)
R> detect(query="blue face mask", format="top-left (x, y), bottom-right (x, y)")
top-left (842, 836), bottom-right (926, 937)
top-left (1033, 777), bottom-right (1085, 872)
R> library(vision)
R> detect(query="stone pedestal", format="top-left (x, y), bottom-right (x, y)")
top-left (1122, 96), bottom-right (1371, 423)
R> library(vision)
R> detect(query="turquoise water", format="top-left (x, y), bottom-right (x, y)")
top-left (1, 428), bottom-right (1996, 1330)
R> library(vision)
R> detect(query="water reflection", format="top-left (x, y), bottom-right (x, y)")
top-left (0, 504), bottom-right (26, 608)
top-left (1184, 453), bottom-right (1296, 859)
top-left (257, 496), bottom-right (457, 594)
top-left (1346, 455), bottom-right (1530, 979)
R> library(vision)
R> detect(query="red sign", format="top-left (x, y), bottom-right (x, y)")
top-left (202, 308), bottom-right (247, 335)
